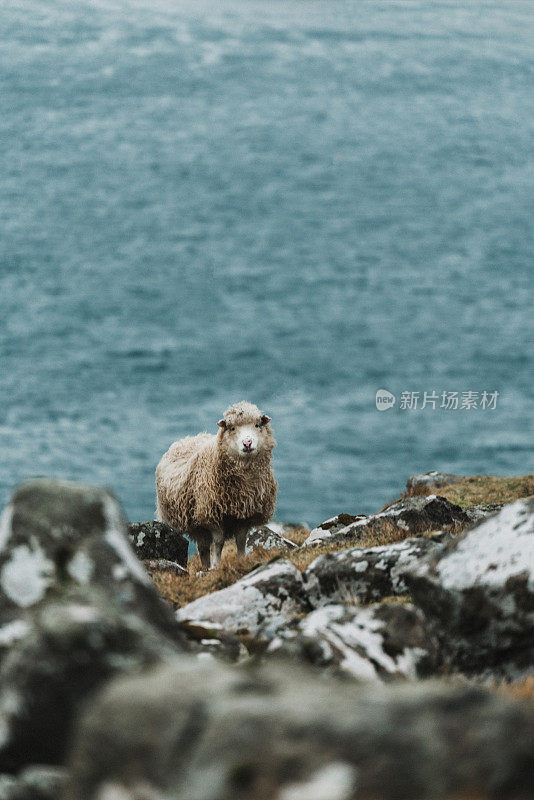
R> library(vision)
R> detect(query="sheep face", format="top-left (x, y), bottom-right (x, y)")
top-left (217, 402), bottom-right (275, 460)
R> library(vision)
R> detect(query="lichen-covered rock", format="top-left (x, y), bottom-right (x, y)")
top-left (0, 480), bottom-right (182, 641)
top-left (403, 497), bottom-right (534, 679)
top-left (0, 765), bottom-right (67, 799)
top-left (464, 503), bottom-right (503, 523)
top-left (64, 658), bottom-right (534, 800)
top-left (266, 602), bottom-right (440, 681)
top-left (176, 560), bottom-right (310, 637)
top-left (245, 525), bottom-right (297, 554)
top-left (304, 536), bottom-right (440, 606)
top-left (303, 513), bottom-right (367, 546)
top-left (0, 589), bottom-right (184, 772)
top-left (303, 495), bottom-right (468, 546)
top-left (406, 471), bottom-right (465, 490)
top-left (127, 521), bottom-right (188, 568)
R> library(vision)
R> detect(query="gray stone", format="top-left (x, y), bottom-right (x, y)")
top-left (127, 521), bottom-right (188, 568)
top-left (464, 503), bottom-right (504, 523)
top-left (406, 471), bottom-right (465, 490)
top-left (245, 525), bottom-right (297, 554)
top-left (403, 496), bottom-right (534, 679)
top-left (176, 559), bottom-right (310, 637)
top-left (304, 536), bottom-right (439, 606)
top-left (0, 479), bottom-right (183, 642)
top-left (0, 766), bottom-right (67, 799)
top-left (303, 495), bottom-right (468, 547)
top-left (266, 602), bottom-right (440, 681)
top-left (64, 658), bottom-right (534, 800)
top-left (0, 589), bottom-right (184, 772)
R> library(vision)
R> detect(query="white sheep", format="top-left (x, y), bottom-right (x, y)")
top-left (156, 401), bottom-right (277, 569)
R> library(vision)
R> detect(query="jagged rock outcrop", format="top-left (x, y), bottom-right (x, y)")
top-left (176, 560), bottom-right (310, 637)
top-left (64, 658), bottom-right (534, 800)
top-left (303, 536), bottom-right (441, 606)
top-left (266, 602), bottom-right (440, 680)
top-left (127, 521), bottom-right (189, 568)
top-left (403, 496), bottom-right (534, 679)
top-left (303, 495), bottom-right (469, 546)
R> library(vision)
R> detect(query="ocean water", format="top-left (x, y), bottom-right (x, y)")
top-left (1, 0), bottom-right (532, 527)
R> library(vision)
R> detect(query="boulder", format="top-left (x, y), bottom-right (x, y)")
top-left (266, 602), bottom-right (440, 681)
top-left (0, 766), bottom-right (67, 799)
top-left (302, 513), bottom-right (367, 546)
top-left (304, 536), bottom-right (440, 606)
top-left (0, 480), bottom-right (192, 773)
top-left (406, 471), bottom-right (465, 490)
top-left (0, 589), bottom-right (183, 772)
top-left (176, 560), bottom-right (310, 637)
top-left (64, 658), bottom-right (534, 800)
top-left (126, 521), bottom-right (188, 568)
top-left (303, 495), bottom-right (468, 547)
top-left (245, 525), bottom-right (297, 554)
top-left (403, 497), bottom-right (534, 679)
top-left (464, 503), bottom-right (503, 523)
top-left (0, 479), bottom-right (183, 642)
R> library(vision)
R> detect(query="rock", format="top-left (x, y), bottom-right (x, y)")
top-left (176, 560), bottom-right (310, 637)
top-left (64, 658), bottom-right (534, 800)
top-left (0, 479), bottom-right (182, 641)
top-left (266, 602), bottom-right (440, 681)
top-left (0, 480), bottom-right (192, 772)
top-left (403, 497), bottom-right (534, 679)
top-left (464, 503), bottom-right (504, 523)
top-left (304, 536), bottom-right (440, 606)
top-left (406, 471), bottom-right (465, 490)
top-left (245, 525), bottom-right (298, 554)
top-left (0, 766), bottom-right (67, 799)
top-left (0, 589), bottom-right (184, 772)
top-left (303, 513), bottom-right (367, 546)
top-left (126, 521), bottom-right (188, 568)
top-left (303, 495), bottom-right (468, 546)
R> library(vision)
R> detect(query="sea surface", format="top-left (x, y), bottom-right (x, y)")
top-left (1, 0), bottom-right (533, 526)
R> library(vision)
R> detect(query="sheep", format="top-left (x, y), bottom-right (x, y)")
top-left (155, 401), bottom-right (277, 569)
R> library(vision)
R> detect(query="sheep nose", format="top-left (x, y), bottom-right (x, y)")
top-left (243, 440), bottom-right (253, 449)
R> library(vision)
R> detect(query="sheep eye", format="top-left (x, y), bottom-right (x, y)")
top-left (255, 423), bottom-right (260, 428)
top-left (230, 426), bottom-right (235, 432)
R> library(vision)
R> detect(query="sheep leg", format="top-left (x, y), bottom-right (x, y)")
top-left (235, 529), bottom-right (247, 558)
top-left (197, 541), bottom-right (211, 571)
top-left (210, 528), bottom-right (225, 569)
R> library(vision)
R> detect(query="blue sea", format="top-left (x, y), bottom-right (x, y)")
top-left (1, 0), bottom-right (532, 526)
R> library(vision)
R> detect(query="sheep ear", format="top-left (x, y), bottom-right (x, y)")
top-left (217, 418), bottom-right (227, 429)
top-left (261, 415), bottom-right (271, 425)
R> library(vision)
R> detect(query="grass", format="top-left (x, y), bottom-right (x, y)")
top-left (402, 474), bottom-right (534, 507)
top-left (150, 474), bottom-right (533, 610)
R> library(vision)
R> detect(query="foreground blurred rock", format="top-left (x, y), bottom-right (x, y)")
top-left (303, 495), bottom-right (469, 546)
top-left (0, 480), bottom-right (183, 640)
top-left (404, 496), bottom-right (534, 680)
top-left (64, 658), bottom-right (534, 800)
top-left (0, 480), bottom-right (190, 772)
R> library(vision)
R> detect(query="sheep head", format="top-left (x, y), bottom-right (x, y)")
top-left (217, 401), bottom-right (275, 460)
